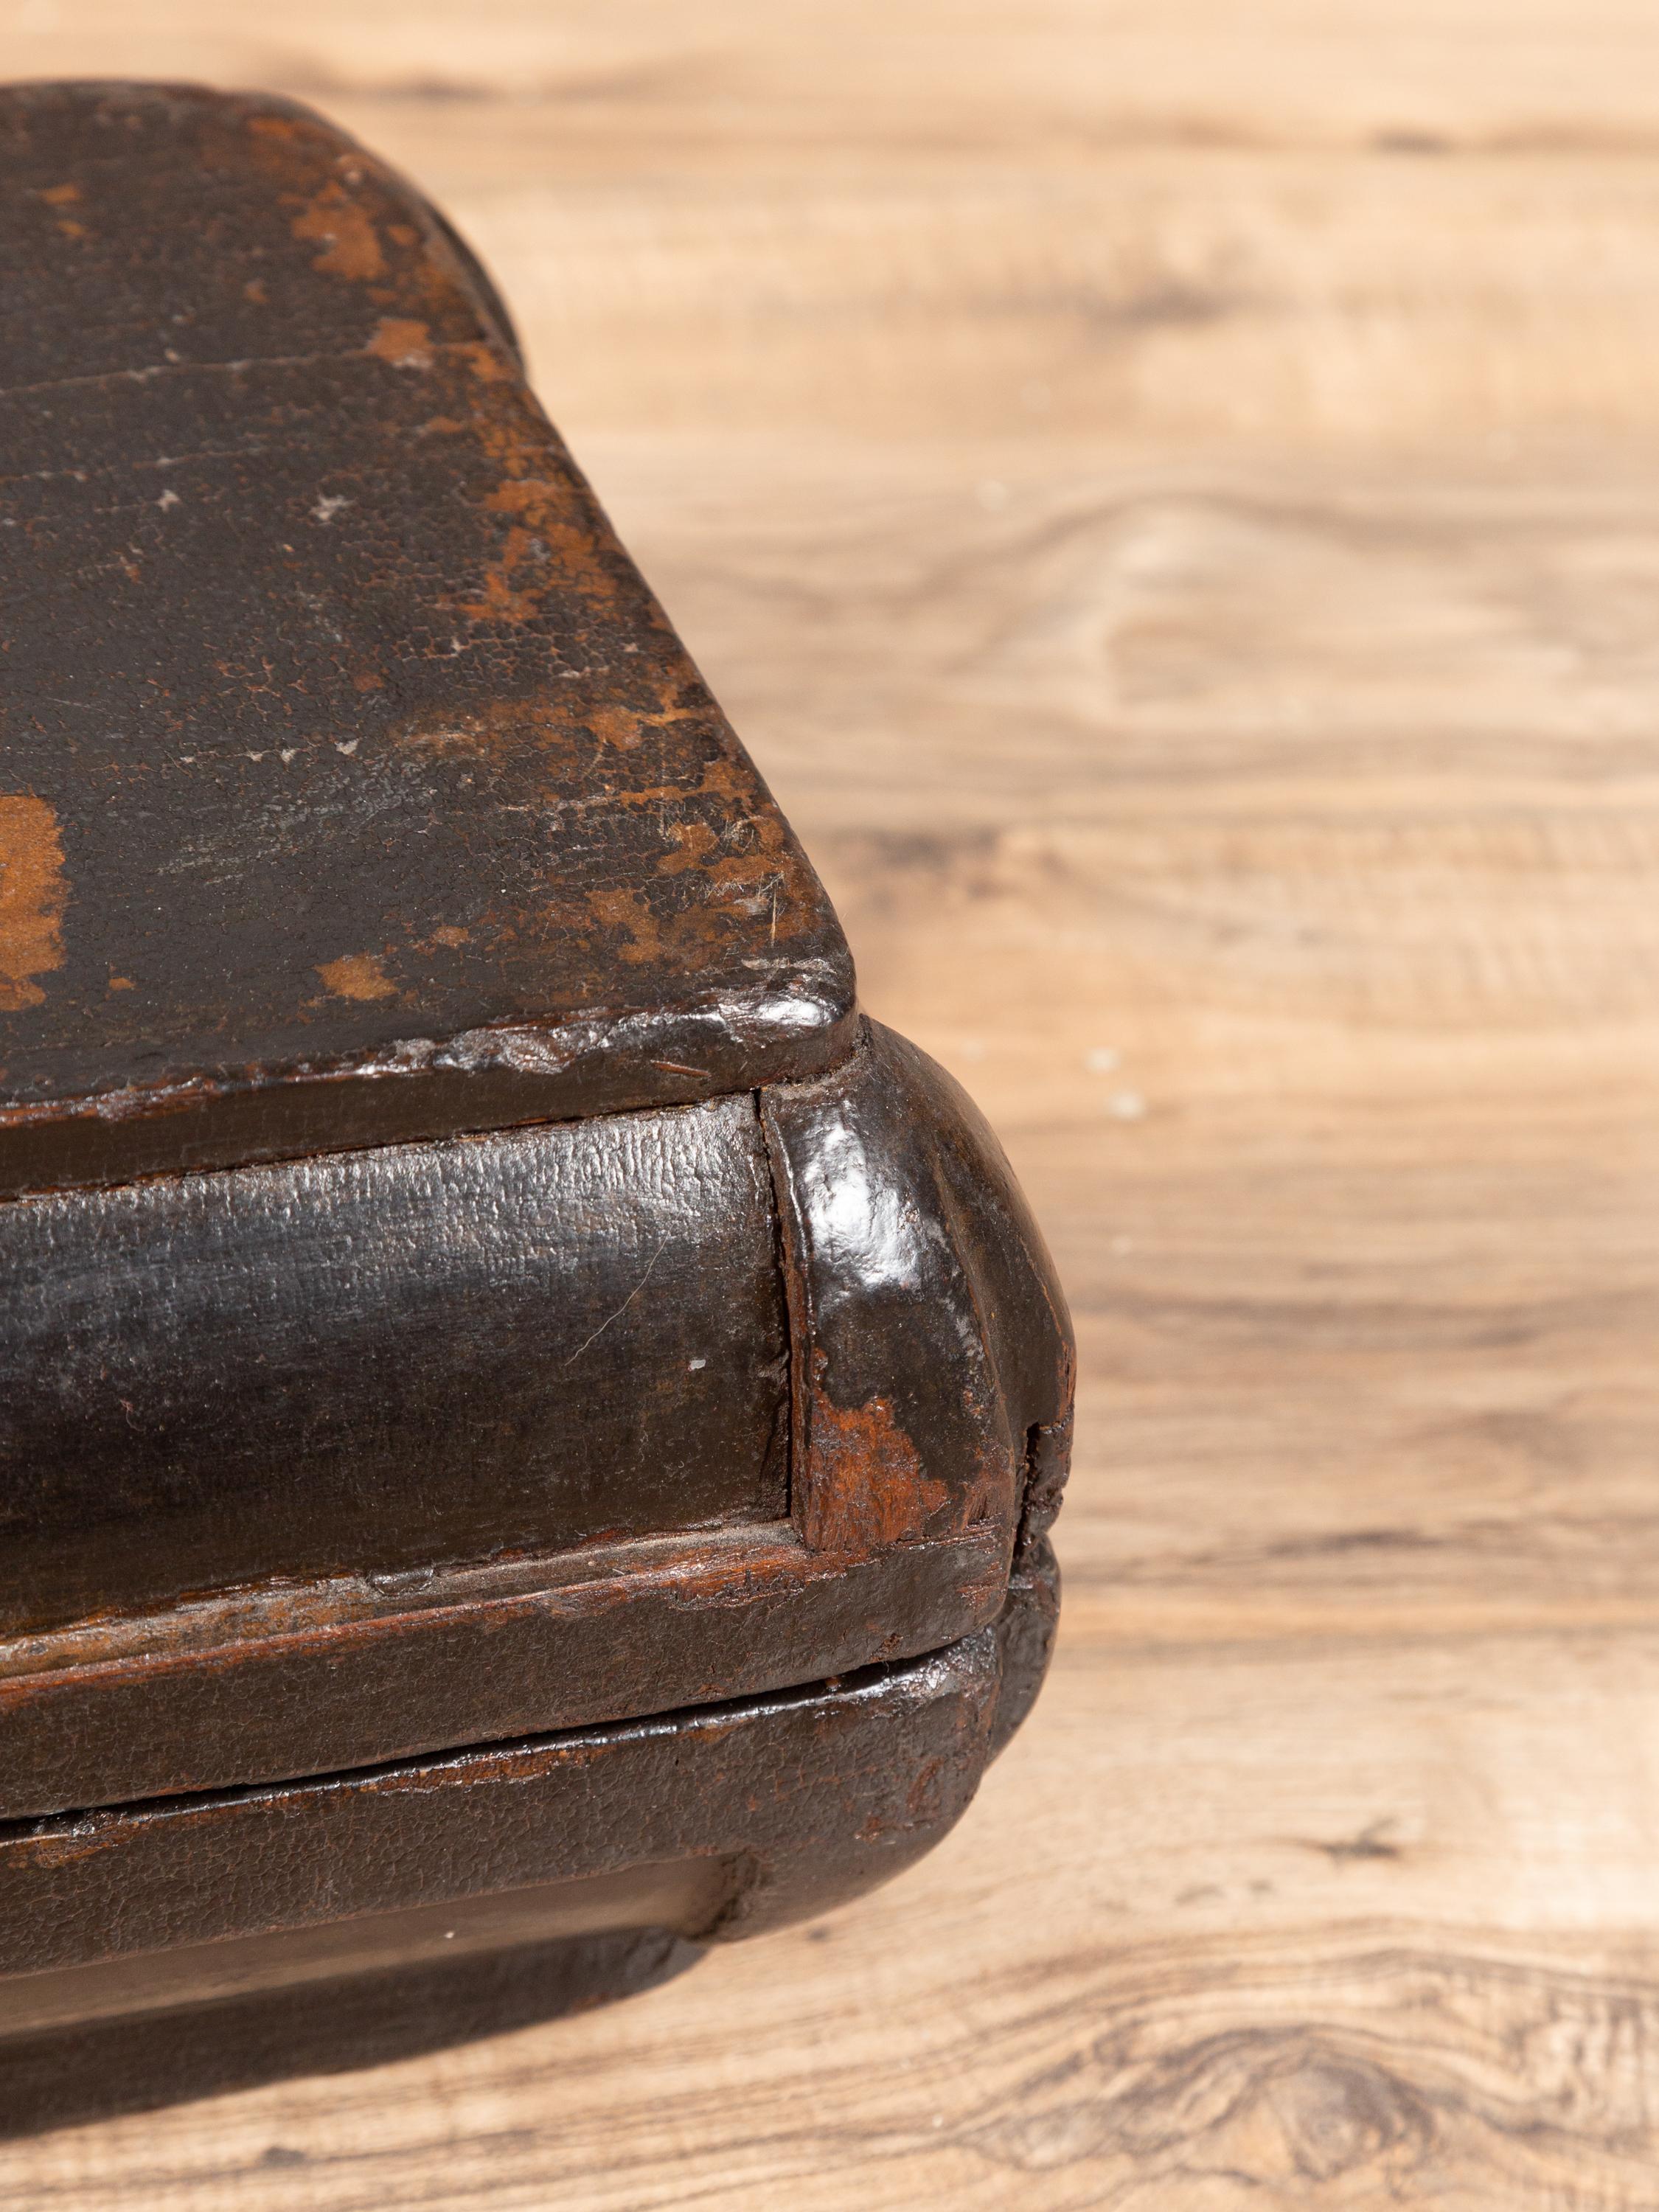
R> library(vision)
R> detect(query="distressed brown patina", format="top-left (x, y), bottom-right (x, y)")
top-left (0, 80), bottom-right (854, 1196)
top-left (0, 82), bottom-right (1074, 2126)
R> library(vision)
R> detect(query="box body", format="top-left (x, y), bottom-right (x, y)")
top-left (0, 81), bottom-right (1073, 2119)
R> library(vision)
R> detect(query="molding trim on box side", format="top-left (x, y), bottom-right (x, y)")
top-left (761, 1020), bottom-right (1076, 1566)
top-left (0, 1632), bottom-right (1002, 1985)
top-left (0, 1523), bottom-right (1009, 1821)
top-left (0, 1025), bottom-right (1074, 1818)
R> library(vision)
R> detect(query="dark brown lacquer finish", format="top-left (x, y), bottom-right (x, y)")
top-left (0, 1096), bottom-right (790, 1635)
top-left (0, 80), bottom-right (1074, 2131)
top-left (0, 80), bottom-right (854, 1197)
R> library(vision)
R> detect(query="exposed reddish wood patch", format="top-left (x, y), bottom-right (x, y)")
top-left (657, 821), bottom-right (718, 874)
top-left (38, 181), bottom-right (85, 239)
top-left (463, 340), bottom-right (512, 383)
top-left (804, 1391), bottom-right (950, 1556)
top-left (587, 888), bottom-right (664, 965)
top-left (0, 797), bottom-right (66, 1013)
top-left (588, 706), bottom-right (647, 751)
top-left (316, 952), bottom-right (397, 1001)
top-left (588, 682), bottom-right (700, 757)
top-left (453, 400), bottom-right (619, 622)
top-left (292, 178), bottom-right (384, 280)
top-left (366, 316), bottom-right (434, 369)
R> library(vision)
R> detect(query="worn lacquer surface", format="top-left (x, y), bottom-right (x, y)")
top-left (0, 1019), bottom-right (1074, 1818)
top-left (0, 1093), bottom-right (789, 1636)
top-left (0, 82), bottom-right (855, 1193)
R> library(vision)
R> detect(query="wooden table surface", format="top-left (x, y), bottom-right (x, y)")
top-left (9, 4), bottom-right (1659, 2205)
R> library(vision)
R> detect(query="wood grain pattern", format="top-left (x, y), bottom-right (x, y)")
top-left (7, 1), bottom-right (1659, 2202)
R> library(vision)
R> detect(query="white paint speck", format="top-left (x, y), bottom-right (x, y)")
top-left (1106, 1090), bottom-right (1147, 1121)
top-left (688, 1357), bottom-right (706, 1371)
top-left (279, 748), bottom-right (298, 764)
top-left (1085, 1046), bottom-right (1121, 1074)
top-left (246, 751), bottom-right (265, 762)
top-left (335, 739), bottom-right (359, 756)
top-left (311, 493), bottom-right (352, 525)
top-left (156, 488), bottom-right (181, 512)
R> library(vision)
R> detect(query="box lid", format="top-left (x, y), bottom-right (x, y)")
top-left (0, 81), bottom-right (855, 1197)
